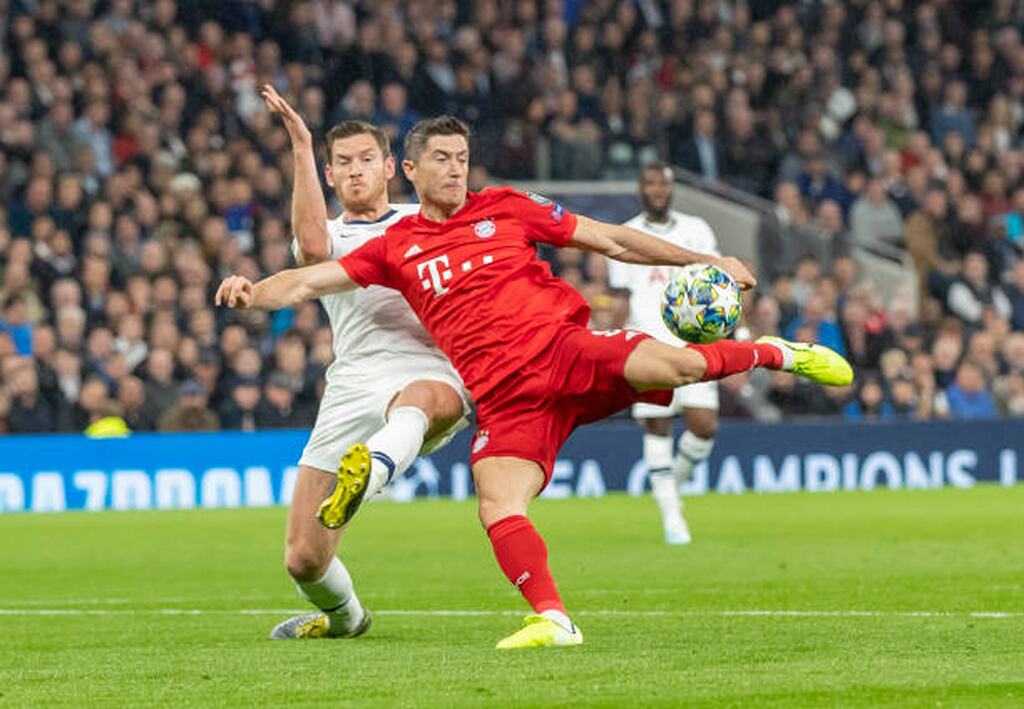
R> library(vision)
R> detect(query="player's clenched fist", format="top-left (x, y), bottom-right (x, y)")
top-left (215, 275), bottom-right (255, 308)
top-left (716, 256), bottom-right (757, 290)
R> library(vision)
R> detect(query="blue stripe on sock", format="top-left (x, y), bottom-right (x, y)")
top-left (371, 452), bottom-right (397, 483)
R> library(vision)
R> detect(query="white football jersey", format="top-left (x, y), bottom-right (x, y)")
top-left (292, 205), bottom-right (459, 386)
top-left (607, 209), bottom-right (720, 344)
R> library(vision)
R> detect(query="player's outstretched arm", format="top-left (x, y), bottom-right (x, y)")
top-left (570, 215), bottom-right (756, 289)
top-left (261, 83), bottom-right (331, 264)
top-left (215, 261), bottom-right (359, 310)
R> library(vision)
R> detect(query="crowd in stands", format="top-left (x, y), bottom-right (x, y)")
top-left (1, 0), bottom-right (1024, 434)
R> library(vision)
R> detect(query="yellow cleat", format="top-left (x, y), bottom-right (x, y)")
top-left (269, 611), bottom-right (372, 639)
top-left (495, 615), bottom-right (583, 650)
top-left (317, 443), bottom-right (372, 529)
top-left (757, 336), bottom-right (854, 387)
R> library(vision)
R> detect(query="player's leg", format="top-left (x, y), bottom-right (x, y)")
top-left (270, 465), bottom-right (371, 639)
top-left (675, 405), bottom-right (717, 483)
top-left (474, 456), bottom-right (582, 649)
top-left (623, 336), bottom-right (852, 392)
top-left (640, 415), bottom-right (692, 545)
top-left (318, 379), bottom-right (465, 528)
top-left (367, 379), bottom-right (465, 493)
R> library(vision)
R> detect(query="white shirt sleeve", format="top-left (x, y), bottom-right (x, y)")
top-left (683, 216), bottom-right (720, 257)
top-left (606, 257), bottom-right (631, 290)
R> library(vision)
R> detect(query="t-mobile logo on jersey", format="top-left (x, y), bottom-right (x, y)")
top-left (417, 255), bottom-right (453, 295)
top-left (417, 253), bottom-right (496, 296)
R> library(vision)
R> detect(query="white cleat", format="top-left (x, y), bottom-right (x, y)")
top-left (664, 527), bottom-right (692, 545)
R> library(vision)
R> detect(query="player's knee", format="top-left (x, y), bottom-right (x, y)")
top-left (399, 382), bottom-right (462, 426)
top-left (679, 429), bottom-right (716, 460)
top-left (476, 495), bottom-right (526, 529)
top-left (284, 544), bottom-right (330, 582)
top-left (687, 418), bottom-right (718, 439)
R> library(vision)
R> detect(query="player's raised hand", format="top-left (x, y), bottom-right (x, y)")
top-left (215, 275), bottom-right (256, 309)
top-left (717, 256), bottom-right (757, 290)
top-left (260, 83), bottom-right (312, 147)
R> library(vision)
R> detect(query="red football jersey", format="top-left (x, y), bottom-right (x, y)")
top-left (339, 187), bottom-right (587, 400)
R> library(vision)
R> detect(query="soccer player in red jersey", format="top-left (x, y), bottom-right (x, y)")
top-left (216, 117), bottom-right (853, 649)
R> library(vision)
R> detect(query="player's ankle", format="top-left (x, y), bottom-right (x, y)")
top-left (539, 608), bottom-right (575, 632)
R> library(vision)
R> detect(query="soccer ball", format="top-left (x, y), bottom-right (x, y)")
top-left (662, 263), bottom-right (742, 343)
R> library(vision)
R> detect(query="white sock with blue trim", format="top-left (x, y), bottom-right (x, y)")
top-left (364, 406), bottom-right (429, 499)
top-left (296, 557), bottom-right (365, 633)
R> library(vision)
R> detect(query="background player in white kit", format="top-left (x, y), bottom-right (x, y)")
top-left (259, 86), bottom-right (469, 638)
top-left (606, 164), bottom-right (720, 545)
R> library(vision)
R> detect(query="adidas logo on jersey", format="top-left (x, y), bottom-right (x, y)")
top-left (403, 244), bottom-right (423, 258)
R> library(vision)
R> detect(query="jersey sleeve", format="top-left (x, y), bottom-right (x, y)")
top-left (507, 190), bottom-right (578, 246)
top-left (338, 234), bottom-right (392, 288)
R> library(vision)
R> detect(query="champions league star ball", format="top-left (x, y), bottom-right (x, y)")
top-left (662, 263), bottom-right (743, 344)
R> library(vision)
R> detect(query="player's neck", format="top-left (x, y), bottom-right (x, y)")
top-left (419, 197), bottom-right (467, 223)
top-left (342, 200), bottom-right (391, 223)
top-left (645, 211), bottom-right (671, 224)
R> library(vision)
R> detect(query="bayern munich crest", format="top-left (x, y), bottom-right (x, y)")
top-left (473, 219), bottom-right (496, 238)
top-left (473, 430), bottom-right (490, 453)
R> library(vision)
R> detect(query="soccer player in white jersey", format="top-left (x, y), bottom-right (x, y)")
top-left (259, 86), bottom-right (470, 639)
top-left (606, 164), bottom-right (720, 545)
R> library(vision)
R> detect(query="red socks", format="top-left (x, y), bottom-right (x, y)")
top-left (486, 515), bottom-right (565, 615)
top-left (689, 340), bottom-right (784, 380)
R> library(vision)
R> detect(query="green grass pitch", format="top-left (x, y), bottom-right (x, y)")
top-left (3, 486), bottom-right (1023, 707)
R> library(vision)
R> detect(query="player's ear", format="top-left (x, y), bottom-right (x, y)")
top-left (402, 159), bottom-right (415, 181)
top-left (384, 155), bottom-right (396, 181)
top-left (324, 163), bottom-right (335, 188)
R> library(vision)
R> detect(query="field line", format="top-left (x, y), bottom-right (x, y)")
top-left (0, 608), bottom-right (1021, 619)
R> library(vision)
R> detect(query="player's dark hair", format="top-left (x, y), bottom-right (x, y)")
top-left (324, 121), bottom-right (391, 160)
top-left (403, 116), bottom-right (471, 163)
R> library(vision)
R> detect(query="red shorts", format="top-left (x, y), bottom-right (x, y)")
top-left (470, 326), bottom-right (672, 485)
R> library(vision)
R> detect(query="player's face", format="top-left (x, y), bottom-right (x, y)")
top-left (404, 135), bottom-right (469, 211)
top-left (640, 169), bottom-right (673, 219)
top-left (325, 133), bottom-right (395, 212)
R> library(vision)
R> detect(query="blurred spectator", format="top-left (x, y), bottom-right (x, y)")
top-left (220, 376), bottom-right (262, 432)
top-left (843, 375), bottom-right (894, 421)
top-left (117, 375), bottom-right (155, 432)
top-left (798, 153), bottom-right (850, 213)
top-left (0, 295), bottom-right (33, 355)
top-left (849, 179), bottom-right (904, 244)
top-left (947, 251), bottom-right (1012, 325)
top-left (784, 294), bottom-right (845, 356)
top-left (158, 379), bottom-right (220, 432)
top-left (1005, 258), bottom-right (1024, 331)
top-left (675, 110), bottom-right (720, 182)
top-left (930, 81), bottom-right (976, 149)
top-left (6, 356), bottom-right (68, 432)
top-left (946, 360), bottom-right (998, 419)
top-left (256, 370), bottom-right (312, 429)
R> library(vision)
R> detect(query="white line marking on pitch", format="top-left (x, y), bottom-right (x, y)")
top-left (0, 608), bottom-right (1020, 619)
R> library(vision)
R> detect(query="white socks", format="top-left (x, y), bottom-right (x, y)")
top-left (365, 406), bottom-right (429, 499)
top-left (296, 557), bottom-right (365, 633)
top-left (672, 430), bottom-right (715, 483)
top-left (645, 433), bottom-right (686, 532)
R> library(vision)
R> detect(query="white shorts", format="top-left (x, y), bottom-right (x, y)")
top-left (298, 369), bottom-right (470, 474)
top-left (631, 380), bottom-right (719, 419)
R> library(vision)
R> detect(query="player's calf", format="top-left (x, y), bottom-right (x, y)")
top-left (277, 466), bottom-right (369, 639)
